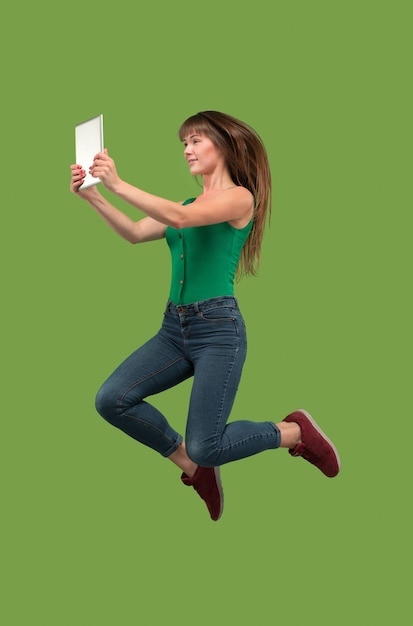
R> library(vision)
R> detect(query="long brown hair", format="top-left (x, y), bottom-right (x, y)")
top-left (178, 111), bottom-right (272, 278)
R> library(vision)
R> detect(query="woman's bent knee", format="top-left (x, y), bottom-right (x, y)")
top-left (186, 440), bottom-right (221, 468)
top-left (95, 384), bottom-right (118, 422)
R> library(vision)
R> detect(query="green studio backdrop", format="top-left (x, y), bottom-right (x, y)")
top-left (1, 1), bottom-right (411, 625)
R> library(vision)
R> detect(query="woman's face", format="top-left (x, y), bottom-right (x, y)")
top-left (182, 132), bottom-right (225, 176)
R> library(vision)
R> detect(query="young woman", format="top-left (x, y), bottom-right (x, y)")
top-left (70, 111), bottom-right (340, 521)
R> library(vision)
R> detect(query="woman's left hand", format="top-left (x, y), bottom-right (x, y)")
top-left (89, 149), bottom-right (121, 193)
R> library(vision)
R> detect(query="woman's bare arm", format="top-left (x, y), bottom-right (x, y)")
top-left (70, 165), bottom-right (166, 243)
top-left (90, 151), bottom-right (253, 229)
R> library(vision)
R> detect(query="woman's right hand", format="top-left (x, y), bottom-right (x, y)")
top-left (70, 164), bottom-right (99, 199)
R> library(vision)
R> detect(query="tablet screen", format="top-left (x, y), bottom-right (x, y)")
top-left (75, 114), bottom-right (104, 189)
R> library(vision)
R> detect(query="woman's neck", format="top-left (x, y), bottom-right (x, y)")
top-left (201, 173), bottom-right (235, 195)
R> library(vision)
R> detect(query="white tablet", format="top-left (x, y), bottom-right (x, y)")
top-left (75, 114), bottom-right (104, 189)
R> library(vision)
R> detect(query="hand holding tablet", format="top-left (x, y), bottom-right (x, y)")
top-left (75, 114), bottom-right (104, 189)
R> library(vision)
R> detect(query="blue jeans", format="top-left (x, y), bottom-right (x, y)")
top-left (95, 296), bottom-right (280, 466)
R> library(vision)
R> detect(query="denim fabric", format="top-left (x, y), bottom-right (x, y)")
top-left (95, 296), bottom-right (280, 466)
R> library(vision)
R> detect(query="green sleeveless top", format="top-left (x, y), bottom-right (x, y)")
top-left (165, 198), bottom-right (253, 305)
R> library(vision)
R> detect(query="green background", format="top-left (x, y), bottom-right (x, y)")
top-left (2, 1), bottom-right (411, 624)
